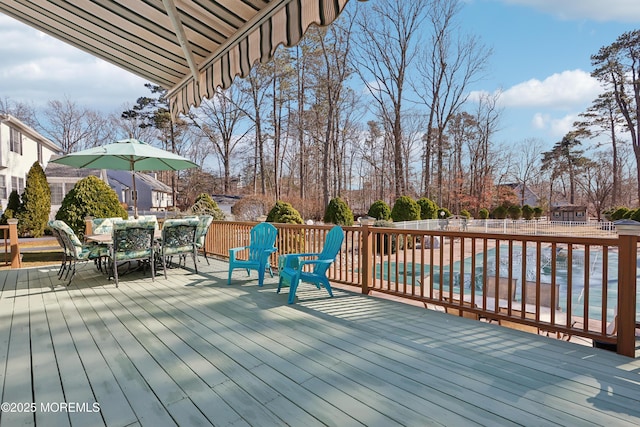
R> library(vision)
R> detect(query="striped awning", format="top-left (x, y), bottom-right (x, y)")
top-left (0, 0), bottom-right (358, 117)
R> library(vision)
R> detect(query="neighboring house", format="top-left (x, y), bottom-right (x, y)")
top-left (45, 161), bottom-right (173, 218)
top-left (550, 203), bottom-right (588, 222)
top-left (0, 114), bottom-right (62, 209)
top-left (107, 170), bottom-right (173, 213)
top-left (499, 183), bottom-right (540, 207)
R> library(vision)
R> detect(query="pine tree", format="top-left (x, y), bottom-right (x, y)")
top-left (18, 162), bottom-right (51, 237)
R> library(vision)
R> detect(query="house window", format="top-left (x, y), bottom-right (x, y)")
top-left (10, 128), bottom-right (22, 154)
top-left (0, 176), bottom-right (6, 199)
top-left (11, 176), bottom-right (24, 195)
top-left (576, 211), bottom-right (584, 217)
top-left (50, 183), bottom-right (64, 205)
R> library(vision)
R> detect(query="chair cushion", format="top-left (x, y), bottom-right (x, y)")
top-left (92, 217), bottom-right (122, 235)
top-left (162, 219), bottom-right (198, 255)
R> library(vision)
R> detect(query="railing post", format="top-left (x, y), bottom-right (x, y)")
top-left (7, 219), bottom-right (21, 269)
top-left (359, 220), bottom-right (373, 295)
top-left (85, 216), bottom-right (94, 237)
top-left (614, 220), bottom-right (639, 357)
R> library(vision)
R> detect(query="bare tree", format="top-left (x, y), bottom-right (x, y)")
top-left (354, 0), bottom-right (429, 197)
top-left (39, 97), bottom-right (109, 153)
top-left (507, 138), bottom-right (545, 206)
top-left (467, 91), bottom-right (501, 212)
top-left (237, 63), bottom-right (273, 195)
top-left (413, 0), bottom-right (491, 205)
top-left (188, 86), bottom-right (252, 194)
top-left (0, 97), bottom-right (37, 128)
top-left (577, 152), bottom-right (614, 220)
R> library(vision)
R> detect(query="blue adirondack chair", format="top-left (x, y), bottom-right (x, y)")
top-left (277, 225), bottom-right (344, 304)
top-left (228, 222), bottom-right (278, 286)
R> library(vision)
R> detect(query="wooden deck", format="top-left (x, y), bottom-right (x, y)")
top-left (1, 257), bottom-right (640, 426)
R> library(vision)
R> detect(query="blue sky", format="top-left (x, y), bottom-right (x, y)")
top-left (0, 0), bottom-right (638, 151)
top-left (459, 0), bottom-right (639, 148)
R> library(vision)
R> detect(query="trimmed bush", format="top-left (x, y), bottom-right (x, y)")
top-left (55, 175), bottom-right (128, 237)
top-left (417, 197), bottom-right (438, 219)
top-left (533, 206), bottom-right (543, 219)
top-left (611, 206), bottom-right (630, 221)
top-left (507, 205), bottom-right (522, 220)
top-left (266, 201), bottom-right (303, 224)
top-left (521, 205), bottom-right (534, 220)
top-left (367, 200), bottom-right (391, 220)
top-left (18, 162), bottom-right (51, 237)
top-left (324, 197), bottom-right (354, 226)
top-left (630, 209), bottom-right (640, 222)
top-left (0, 190), bottom-right (21, 225)
top-left (492, 205), bottom-right (507, 219)
top-left (267, 201), bottom-right (304, 253)
top-left (460, 209), bottom-right (471, 219)
top-left (391, 196), bottom-right (420, 222)
top-left (191, 193), bottom-right (225, 220)
top-left (478, 208), bottom-right (489, 219)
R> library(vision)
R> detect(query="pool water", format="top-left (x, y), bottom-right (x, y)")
top-left (375, 245), bottom-right (638, 322)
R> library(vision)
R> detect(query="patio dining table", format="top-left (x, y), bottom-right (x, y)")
top-left (86, 230), bottom-right (163, 280)
top-left (86, 230), bottom-right (162, 245)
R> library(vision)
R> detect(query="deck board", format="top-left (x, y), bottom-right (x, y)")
top-left (0, 258), bottom-right (639, 426)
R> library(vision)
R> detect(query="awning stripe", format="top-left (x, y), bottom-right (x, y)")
top-left (0, 0), bottom-right (357, 118)
top-left (170, 0), bottom-right (351, 117)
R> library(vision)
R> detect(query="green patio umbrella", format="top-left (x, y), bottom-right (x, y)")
top-left (51, 138), bottom-right (198, 217)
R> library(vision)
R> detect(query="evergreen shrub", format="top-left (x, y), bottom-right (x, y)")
top-left (323, 197), bottom-right (353, 226)
top-left (266, 201), bottom-right (304, 253)
top-left (507, 205), bottom-right (522, 220)
top-left (191, 193), bottom-right (225, 220)
top-left (367, 200), bottom-right (391, 220)
top-left (0, 190), bottom-right (21, 225)
top-left (417, 197), bottom-right (438, 219)
top-left (611, 207), bottom-right (630, 221)
top-left (55, 175), bottom-right (128, 237)
top-left (391, 196), bottom-right (420, 222)
top-left (533, 206), bottom-right (543, 219)
top-left (18, 162), bottom-right (51, 237)
top-left (492, 205), bottom-right (507, 219)
top-left (521, 205), bottom-right (534, 220)
top-left (266, 201), bottom-right (303, 224)
top-left (478, 208), bottom-right (489, 219)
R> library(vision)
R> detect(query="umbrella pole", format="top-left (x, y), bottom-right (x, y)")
top-left (132, 170), bottom-right (138, 219)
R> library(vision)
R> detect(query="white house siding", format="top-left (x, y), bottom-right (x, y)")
top-left (0, 115), bottom-right (62, 210)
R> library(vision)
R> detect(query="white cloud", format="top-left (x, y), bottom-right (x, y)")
top-left (0, 15), bottom-right (149, 113)
top-left (471, 69), bottom-right (603, 110)
top-left (498, 0), bottom-right (640, 22)
top-left (531, 112), bottom-right (578, 137)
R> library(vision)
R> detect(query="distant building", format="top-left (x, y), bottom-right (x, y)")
top-left (499, 183), bottom-right (540, 207)
top-left (107, 170), bottom-right (173, 213)
top-left (0, 114), bottom-right (62, 208)
top-left (550, 203), bottom-right (588, 222)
